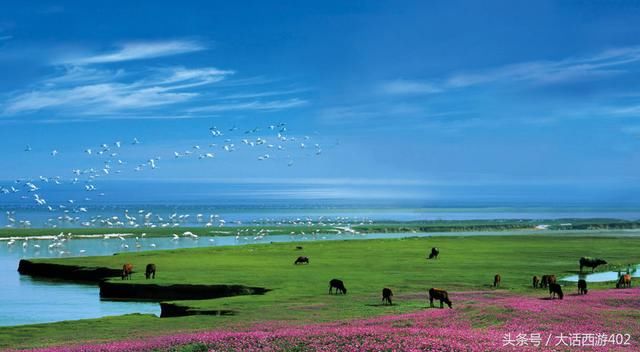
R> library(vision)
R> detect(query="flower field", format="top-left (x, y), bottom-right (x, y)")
top-left (25, 287), bottom-right (640, 352)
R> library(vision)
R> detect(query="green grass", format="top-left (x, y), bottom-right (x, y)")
top-left (2, 233), bottom-right (640, 349)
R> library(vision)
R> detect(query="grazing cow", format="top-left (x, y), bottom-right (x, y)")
top-left (296, 246), bottom-right (303, 250)
top-left (428, 247), bottom-right (439, 259)
top-left (121, 263), bottom-right (133, 280)
top-left (429, 288), bottom-right (452, 308)
top-left (577, 279), bottom-right (587, 295)
top-left (382, 288), bottom-right (393, 305)
top-left (532, 276), bottom-right (540, 289)
top-left (616, 274), bottom-right (632, 289)
top-left (549, 282), bottom-right (564, 299)
top-left (294, 256), bottom-right (309, 265)
top-left (329, 279), bottom-right (347, 294)
top-left (145, 263), bottom-right (156, 279)
top-left (493, 274), bottom-right (501, 288)
top-left (540, 275), bottom-right (556, 288)
top-left (579, 257), bottom-right (607, 273)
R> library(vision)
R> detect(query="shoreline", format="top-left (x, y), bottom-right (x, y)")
top-left (3, 218), bottom-right (640, 240)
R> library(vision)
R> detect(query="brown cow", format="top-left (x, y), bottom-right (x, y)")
top-left (428, 288), bottom-right (452, 309)
top-left (121, 263), bottom-right (133, 280)
top-left (532, 276), bottom-right (540, 289)
top-left (382, 288), bottom-right (393, 305)
top-left (616, 274), bottom-right (632, 289)
top-left (493, 274), bottom-right (501, 288)
top-left (145, 263), bottom-right (156, 279)
top-left (540, 275), bottom-right (556, 288)
top-left (577, 279), bottom-right (587, 295)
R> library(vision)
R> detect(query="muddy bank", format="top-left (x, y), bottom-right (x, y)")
top-left (17, 259), bottom-right (121, 282)
top-left (100, 282), bottom-right (270, 300)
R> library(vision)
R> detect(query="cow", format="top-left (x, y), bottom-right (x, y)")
top-left (145, 263), bottom-right (156, 279)
top-left (294, 256), bottom-right (309, 265)
top-left (549, 282), bottom-right (564, 299)
top-left (493, 274), bottom-right (501, 288)
top-left (579, 257), bottom-right (607, 273)
top-left (121, 263), bottom-right (133, 280)
top-left (540, 275), bottom-right (556, 289)
top-left (428, 247), bottom-right (439, 259)
top-left (532, 276), bottom-right (540, 289)
top-left (577, 279), bottom-right (587, 295)
top-left (296, 246), bottom-right (303, 250)
top-left (428, 288), bottom-right (452, 309)
top-left (616, 274), bottom-right (632, 289)
top-left (329, 279), bottom-right (347, 294)
top-left (382, 288), bottom-right (393, 305)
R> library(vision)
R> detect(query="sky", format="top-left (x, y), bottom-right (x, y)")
top-left (2, 1), bottom-right (640, 204)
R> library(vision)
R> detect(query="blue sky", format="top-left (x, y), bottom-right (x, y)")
top-left (2, 1), bottom-right (640, 203)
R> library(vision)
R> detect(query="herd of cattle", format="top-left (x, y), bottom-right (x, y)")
top-left (294, 251), bottom-right (634, 307)
top-left (118, 250), bottom-right (633, 309)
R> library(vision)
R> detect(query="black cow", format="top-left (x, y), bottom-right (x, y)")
top-left (579, 257), bottom-right (607, 273)
top-left (493, 274), bottom-right (501, 288)
top-left (428, 247), bottom-right (439, 259)
top-left (577, 279), bottom-right (587, 295)
top-left (294, 256), bottom-right (309, 265)
top-left (382, 288), bottom-right (393, 305)
top-left (549, 283), bottom-right (563, 299)
top-left (428, 288), bottom-right (452, 308)
top-left (329, 279), bottom-right (347, 294)
top-left (145, 263), bottom-right (156, 279)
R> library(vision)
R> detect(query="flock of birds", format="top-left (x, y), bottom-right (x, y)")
top-left (1, 122), bottom-right (328, 230)
top-left (2, 214), bottom-right (372, 257)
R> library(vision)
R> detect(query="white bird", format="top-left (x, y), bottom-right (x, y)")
top-left (25, 145), bottom-right (32, 152)
top-left (51, 150), bottom-right (58, 156)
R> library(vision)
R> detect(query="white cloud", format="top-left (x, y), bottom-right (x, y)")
top-left (190, 98), bottom-right (307, 112)
top-left (380, 46), bottom-right (640, 95)
top-left (3, 65), bottom-right (231, 115)
top-left (58, 40), bottom-right (206, 65)
top-left (0, 39), bottom-right (307, 121)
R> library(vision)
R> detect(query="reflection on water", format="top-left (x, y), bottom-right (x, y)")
top-left (561, 265), bottom-right (639, 282)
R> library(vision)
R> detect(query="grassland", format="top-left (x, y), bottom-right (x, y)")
top-left (2, 232), bottom-right (640, 349)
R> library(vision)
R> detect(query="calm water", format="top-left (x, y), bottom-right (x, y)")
top-left (3, 205), bottom-right (640, 229)
top-left (561, 266), bottom-right (639, 282)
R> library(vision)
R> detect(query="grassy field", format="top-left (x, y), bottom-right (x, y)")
top-left (2, 233), bottom-right (640, 349)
